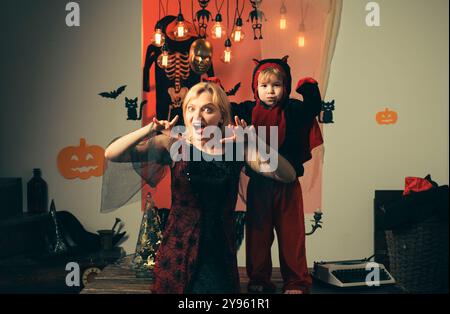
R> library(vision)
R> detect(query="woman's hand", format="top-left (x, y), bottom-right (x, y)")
top-left (151, 115), bottom-right (179, 137)
top-left (220, 116), bottom-right (255, 144)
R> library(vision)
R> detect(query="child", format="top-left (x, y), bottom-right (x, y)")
top-left (233, 56), bottom-right (323, 294)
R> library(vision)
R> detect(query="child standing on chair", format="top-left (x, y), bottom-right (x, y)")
top-left (233, 56), bottom-right (323, 294)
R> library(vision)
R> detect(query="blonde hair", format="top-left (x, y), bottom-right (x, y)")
top-left (257, 67), bottom-right (287, 85)
top-left (182, 82), bottom-right (232, 132)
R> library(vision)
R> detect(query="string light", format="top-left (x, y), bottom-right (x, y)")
top-left (298, 23), bottom-right (305, 47)
top-left (221, 38), bottom-right (232, 63)
top-left (279, 1), bottom-right (287, 30)
top-left (231, 17), bottom-right (245, 43)
top-left (297, 0), bottom-right (309, 48)
top-left (174, 0), bottom-right (188, 40)
top-left (211, 13), bottom-right (225, 39)
top-left (211, 0), bottom-right (226, 39)
top-left (152, 1), bottom-right (165, 47)
top-left (231, 0), bottom-right (245, 43)
top-left (157, 44), bottom-right (170, 68)
top-left (153, 23), bottom-right (165, 47)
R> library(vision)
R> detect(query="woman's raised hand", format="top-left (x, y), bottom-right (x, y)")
top-left (151, 115), bottom-right (179, 137)
top-left (220, 116), bottom-right (255, 144)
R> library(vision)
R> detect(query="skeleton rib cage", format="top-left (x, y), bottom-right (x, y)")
top-left (164, 52), bottom-right (190, 93)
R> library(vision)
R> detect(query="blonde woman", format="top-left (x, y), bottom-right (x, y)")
top-left (104, 82), bottom-right (296, 294)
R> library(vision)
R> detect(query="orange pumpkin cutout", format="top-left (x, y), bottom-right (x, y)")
top-left (376, 108), bottom-right (398, 125)
top-left (57, 138), bottom-right (106, 179)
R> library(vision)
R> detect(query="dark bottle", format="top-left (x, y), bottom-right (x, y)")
top-left (27, 168), bottom-right (48, 213)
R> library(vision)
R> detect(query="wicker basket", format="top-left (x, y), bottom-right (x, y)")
top-left (385, 216), bottom-right (449, 293)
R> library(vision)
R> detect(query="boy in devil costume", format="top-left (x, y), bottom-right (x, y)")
top-left (232, 56), bottom-right (323, 294)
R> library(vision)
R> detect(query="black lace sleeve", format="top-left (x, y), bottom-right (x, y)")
top-left (100, 135), bottom-right (171, 213)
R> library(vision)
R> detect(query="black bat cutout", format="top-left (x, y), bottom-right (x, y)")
top-left (226, 82), bottom-right (241, 96)
top-left (99, 85), bottom-right (127, 99)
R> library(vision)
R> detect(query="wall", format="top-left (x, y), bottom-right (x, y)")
top-left (0, 0), bottom-right (143, 254)
top-left (0, 0), bottom-right (448, 266)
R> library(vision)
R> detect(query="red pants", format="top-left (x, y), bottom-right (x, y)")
top-left (245, 177), bottom-right (312, 292)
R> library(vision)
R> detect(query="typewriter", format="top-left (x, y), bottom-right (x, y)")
top-left (313, 258), bottom-right (396, 288)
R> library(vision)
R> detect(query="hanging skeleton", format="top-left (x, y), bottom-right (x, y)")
top-left (195, 0), bottom-right (212, 38)
top-left (247, 0), bottom-right (266, 40)
top-left (164, 52), bottom-right (190, 120)
top-left (143, 16), bottom-right (215, 125)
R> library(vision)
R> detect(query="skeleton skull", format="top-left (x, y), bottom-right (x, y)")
top-left (189, 39), bottom-right (213, 75)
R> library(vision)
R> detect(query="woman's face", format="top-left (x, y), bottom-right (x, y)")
top-left (184, 91), bottom-right (223, 141)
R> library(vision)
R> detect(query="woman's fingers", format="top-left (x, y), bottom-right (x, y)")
top-left (169, 115), bottom-right (179, 127)
top-left (234, 115), bottom-right (240, 126)
top-left (220, 134), bottom-right (236, 144)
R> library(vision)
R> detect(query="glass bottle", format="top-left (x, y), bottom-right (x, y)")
top-left (27, 168), bottom-right (48, 213)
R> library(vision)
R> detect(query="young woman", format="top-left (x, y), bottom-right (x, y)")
top-left (103, 82), bottom-right (296, 294)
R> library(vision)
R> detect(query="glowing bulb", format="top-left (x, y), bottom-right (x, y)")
top-left (231, 17), bottom-right (245, 43)
top-left (231, 27), bottom-right (245, 43)
top-left (176, 21), bottom-right (186, 38)
top-left (173, 13), bottom-right (189, 40)
top-left (157, 45), bottom-right (170, 68)
top-left (211, 22), bottom-right (225, 39)
top-left (211, 13), bottom-right (225, 39)
top-left (298, 23), bottom-right (305, 47)
top-left (298, 34), bottom-right (305, 47)
top-left (221, 39), bottom-right (232, 64)
top-left (153, 28), bottom-right (165, 47)
top-left (280, 15), bottom-right (287, 30)
top-left (162, 53), bottom-right (169, 67)
top-left (224, 48), bottom-right (232, 63)
top-left (280, 2), bottom-right (287, 30)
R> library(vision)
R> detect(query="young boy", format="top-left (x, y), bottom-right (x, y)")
top-left (232, 56), bottom-right (323, 294)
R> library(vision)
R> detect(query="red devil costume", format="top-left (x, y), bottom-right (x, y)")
top-left (232, 56), bottom-right (323, 293)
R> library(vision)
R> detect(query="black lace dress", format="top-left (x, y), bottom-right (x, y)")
top-left (152, 143), bottom-right (244, 294)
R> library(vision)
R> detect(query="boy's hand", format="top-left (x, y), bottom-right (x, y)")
top-left (295, 77), bottom-right (318, 95)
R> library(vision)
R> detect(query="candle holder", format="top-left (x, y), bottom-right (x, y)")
top-left (306, 210), bottom-right (323, 236)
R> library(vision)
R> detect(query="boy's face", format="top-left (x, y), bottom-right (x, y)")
top-left (257, 74), bottom-right (284, 107)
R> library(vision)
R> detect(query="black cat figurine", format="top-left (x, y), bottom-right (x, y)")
top-left (125, 97), bottom-right (147, 120)
top-left (319, 100), bottom-right (335, 123)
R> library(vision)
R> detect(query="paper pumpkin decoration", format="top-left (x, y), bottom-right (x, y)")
top-left (57, 138), bottom-right (106, 179)
top-left (376, 108), bottom-right (398, 125)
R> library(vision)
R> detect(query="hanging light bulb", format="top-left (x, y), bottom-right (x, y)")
top-left (152, 22), bottom-right (165, 47)
top-left (175, 13), bottom-right (188, 39)
top-left (157, 44), bottom-right (170, 68)
top-left (211, 13), bottom-right (226, 39)
top-left (298, 23), bottom-right (305, 47)
top-left (221, 38), bottom-right (232, 64)
top-left (231, 17), bottom-right (245, 43)
top-left (279, 2), bottom-right (287, 30)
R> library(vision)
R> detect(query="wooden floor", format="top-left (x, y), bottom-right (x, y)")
top-left (81, 255), bottom-right (283, 294)
top-left (80, 255), bottom-right (402, 294)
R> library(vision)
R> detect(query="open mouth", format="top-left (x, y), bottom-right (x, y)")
top-left (192, 121), bottom-right (206, 135)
